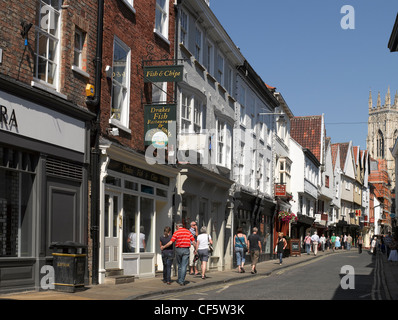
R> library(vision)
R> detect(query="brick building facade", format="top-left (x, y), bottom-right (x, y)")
top-left (0, 0), bottom-right (96, 292)
top-left (93, 0), bottom-right (179, 284)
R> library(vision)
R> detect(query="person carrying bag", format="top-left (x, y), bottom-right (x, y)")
top-left (234, 228), bottom-right (248, 273)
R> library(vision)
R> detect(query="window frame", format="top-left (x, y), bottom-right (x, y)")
top-left (154, 0), bottom-right (169, 42)
top-left (110, 37), bottom-right (131, 132)
top-left (34, 0), bottom-right (62, 89)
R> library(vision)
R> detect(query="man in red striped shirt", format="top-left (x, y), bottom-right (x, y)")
top-left (161, 223), bottom-right (196, 285)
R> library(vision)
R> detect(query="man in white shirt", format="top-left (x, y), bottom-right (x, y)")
top-left (311, 231), bottom-right (320, 256)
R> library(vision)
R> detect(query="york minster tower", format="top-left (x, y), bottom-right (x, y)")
top-left (367, 87), bottom-right (398, 189)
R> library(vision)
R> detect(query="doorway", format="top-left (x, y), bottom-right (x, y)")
top-left (104, 192), bottom-right (121, 270)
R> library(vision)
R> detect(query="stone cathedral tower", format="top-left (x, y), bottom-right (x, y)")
top-left (367, 87), bottom-right (398, 188)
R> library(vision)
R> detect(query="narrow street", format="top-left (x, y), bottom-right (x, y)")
top-left (147, 251), bottom-right (390, 300)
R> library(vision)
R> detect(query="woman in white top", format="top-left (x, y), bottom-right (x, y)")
top-left (196, 226), bottom-right (213, 279)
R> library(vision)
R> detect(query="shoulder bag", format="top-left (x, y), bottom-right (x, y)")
top-left (208, 234), bottom-right (213, 253)
top-left (236, 234), bottom-right (248, 253)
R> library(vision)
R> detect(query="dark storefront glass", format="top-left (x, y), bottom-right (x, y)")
top-left (0, 146), bottom-right (37, 257)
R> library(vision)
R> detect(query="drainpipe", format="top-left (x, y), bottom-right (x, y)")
top-left (86, 0), bottom-right (104, 286)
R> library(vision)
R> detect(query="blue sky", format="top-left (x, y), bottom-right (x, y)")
top-left (210, 0), bottom-right (398, 149)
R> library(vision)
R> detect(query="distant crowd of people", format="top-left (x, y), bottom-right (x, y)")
top-left (159, 222), bottom-right (398, 286)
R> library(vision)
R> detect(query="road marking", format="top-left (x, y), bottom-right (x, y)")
top-left (216, 285), bottom-right (230, 293)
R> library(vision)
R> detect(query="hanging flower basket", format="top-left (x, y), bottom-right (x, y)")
top-left (278, 211), bottom-right (298, 223)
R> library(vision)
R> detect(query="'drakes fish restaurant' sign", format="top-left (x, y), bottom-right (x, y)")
top-left (144, 104), bottom-right (176, 146)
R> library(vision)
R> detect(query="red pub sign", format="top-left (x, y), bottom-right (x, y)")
top-left (275, 184), bottom-right (286, 197)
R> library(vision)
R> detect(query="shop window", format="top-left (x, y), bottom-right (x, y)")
top-left (124, 180), bottom-right (138, 191)
top-left (123, 194), bottom-right (138, 253)
top-left (141, 184), bottom-right (154, 195)
top-left (0, 147), bottom-right (36, 257)
top-left (140, 197), bottom-right (154, 252)
top-left (123, 195), bottom-right (154, 253)
top-left (106, 176), bottom-right (121, 187)
top-left (156, 188), bottom-right (167, 198)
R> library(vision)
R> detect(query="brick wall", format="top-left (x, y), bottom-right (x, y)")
top-left (0, 0), bottom-right (97, 111)
top-left (100, 0), bottom-right (176, 152)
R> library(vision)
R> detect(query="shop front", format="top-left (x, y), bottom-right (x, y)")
top-left (177, 165), bottom-right (233, 272)
top-left (98, 140), bottom-right (178, 283)
top-left (233, 190), bottom-right (275, 265)
top-left (0, 82), bottom-right (93, 293)
top-left (291, 214), bottom-right (315, 252)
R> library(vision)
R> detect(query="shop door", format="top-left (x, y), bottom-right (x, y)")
top-left (104, 193), bottom-right (122, 270)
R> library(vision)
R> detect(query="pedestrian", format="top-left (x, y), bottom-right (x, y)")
top-left (159, 226), bottom-right (173, 285)
top-left (304, 232), bottom-right (312, 254)
top-left (127, 226), bottom-right (146, 253)
top-left (195, 226), bottom-right (212, 279)
top-left (248, 227), bottom-right (262, 274)
top-left (311, 231), bottom-right (320, 256)
top-left (326, 236), bottom-right (331, 251)
top-left (188, 221), bottom-right (199, 276)
top-left (346, 234), bottom-right (352, 251)
top-left (385, 232), bottom-right (393, 258)
top-left (234, 227), bottom-right (248, 273)
top-left (335, 235), bottom-right (341, 250)
top-left (331, 233), bottom-right (336, 252)
top-left (319, 234), bottom-right (326, 252)
top-left (357, 235), bottom-right (363, 254)
top-left (276, 232), bottom-right (287, 265)
top-left (161, 222), bottom-right (196, 286)
top-left (370, 236), bottom-right (377, 255)
top-left (340, 235), bottom-right (344, 250)
top-left (343, 233), bottom-right (347, 250)
top-left (388, 237), bottom-right (398, 262)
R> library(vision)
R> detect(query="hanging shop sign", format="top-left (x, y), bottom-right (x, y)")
top-left (144, 104), bottom-right (176, 146)
top-left (275, 183), bottom-right (286, 197)
top-left (143, 65), bottom-right (183, 83)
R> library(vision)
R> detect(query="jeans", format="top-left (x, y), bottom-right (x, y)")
top-left (235, 247), bottom-right (245, 266)
top-left (175, 247), bottom-right (190, 284)
top-left (305, 243), bottom-right (311, 254)
top-left (162, 251), bottom-right (173, 283)
top-left (278, 252), bottom-right (283, 264)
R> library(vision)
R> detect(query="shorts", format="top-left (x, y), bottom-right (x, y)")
top-left (250, 249), bottom-right (259, 265)
top-left (198, 249), bottom-right (209, 262)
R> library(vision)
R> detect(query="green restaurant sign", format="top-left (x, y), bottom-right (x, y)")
top-left (144, 104), bottom-right (176, 146)
top-left (143, 65), bottom-right (184, 83)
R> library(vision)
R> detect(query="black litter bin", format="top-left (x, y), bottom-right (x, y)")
top-left (50, 241), bottom-right (87, 293)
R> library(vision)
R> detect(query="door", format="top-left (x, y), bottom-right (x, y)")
top-left (104, 193), bottom-right (121, 270)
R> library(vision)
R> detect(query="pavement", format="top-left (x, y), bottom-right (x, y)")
top-left (1, 248), bottom-right (398, 300)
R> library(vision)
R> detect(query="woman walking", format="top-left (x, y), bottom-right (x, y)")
top-left (234, 227), bottom-right (248, 273)
top-left (335, 235), bottom-right (341, 250)
top-left (196, 226), bottom-right (213, 279)
top-left (276, 232), bottom-right (287, 265)
top-left (357, 235), bottom-right (363, 254)
top-left (159, 226), bottom-right (173, 284)
top-left (304, 232), bottom-right (312, 255)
